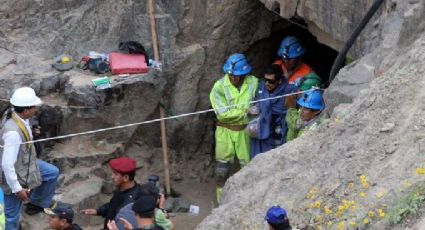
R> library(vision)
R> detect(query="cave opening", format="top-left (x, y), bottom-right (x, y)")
top-left (246, 17), bottom-right (341, 87)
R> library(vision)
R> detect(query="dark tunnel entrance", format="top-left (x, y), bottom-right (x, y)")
top-left (246, 17), bottom-right (341, 87)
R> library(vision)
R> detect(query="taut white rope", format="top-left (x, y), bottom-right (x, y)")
top-left (0, 88), bottom-right (322, 148)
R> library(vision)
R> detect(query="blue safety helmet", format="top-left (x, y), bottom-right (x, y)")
top-left (277, 36), bottom-right (305, 59)
top-left (265, 206), bottom-right (288, 225)
top-left (297, 90), bottom-right (325, 111)
top-left (222, 53), bottom-right (252, 77)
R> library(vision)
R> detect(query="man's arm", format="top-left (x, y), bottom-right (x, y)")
top-left (96, 202), bottom-right (110, 217)
top-left (2, 131), bottom-right (31, 202)
top-left (2, 131), bottom-right (23, 193)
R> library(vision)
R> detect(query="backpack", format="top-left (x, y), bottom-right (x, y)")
top-left (118, 41), bottom-right (149, 65)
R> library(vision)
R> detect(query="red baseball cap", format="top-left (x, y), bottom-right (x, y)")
top-left (109, 157), bottom-right (137, 174)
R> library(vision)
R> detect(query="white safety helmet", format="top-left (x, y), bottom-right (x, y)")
top-left (10, 87), bottom-right (42, 107)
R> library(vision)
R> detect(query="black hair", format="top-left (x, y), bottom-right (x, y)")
top-left (269, 219), bottom-right (291, 230)
top-left (119, 171), bottom-right (136, 181)
top-left (137, 210), bottom-right (155, 219)
top-left (63, 218), bottom-right (73, 224)
top-left (127, 171), bottom-right (136, 181)
top-left (140, 183), bottom-right (160, 197)
top-left (55, 215), bottom-right (73, 224)
top-left (265, 65), bottom-right (283, 82)
top-left (13, 106), bottom-right (35, 113)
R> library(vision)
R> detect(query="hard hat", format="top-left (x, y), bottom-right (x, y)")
top-left (10, 87), bottom-right (42, 107)
top-left (53, 54), bottom-right (73, 71)
top-left (60, 56), bottom-right (71, 64)
top-left (265, 206), bottom-right (288, 224)
top-left (299, 73), bottom-right (322, 91)
top-left (277, 36), bottom-right (305, 59)
top-left (222, 53), bottom-right (252, 76)
top-left (297, 90), bottom-right (325, 111)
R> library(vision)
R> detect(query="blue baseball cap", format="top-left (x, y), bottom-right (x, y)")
top-left (44, 202), bottom-right (74, 220)
top-left (265, 206), bottom-right (288, 224)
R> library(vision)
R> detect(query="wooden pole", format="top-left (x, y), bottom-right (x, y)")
top-left (147, 0), bottom-right (171, 195)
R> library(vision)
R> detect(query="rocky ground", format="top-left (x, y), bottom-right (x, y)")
top-left (198, 1), bottom-right (425, 229)
top-left (0, 0), bottom-right (424, 229)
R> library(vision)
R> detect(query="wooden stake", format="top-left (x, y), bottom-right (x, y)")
top-left (147, 0), bottom-right (171, 195)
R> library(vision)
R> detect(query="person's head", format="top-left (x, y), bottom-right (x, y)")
top-left (297, 90), bottom-right (324, 122)
top-left (222, 53), bottom-right (252, 88)
top-left (140, 183), bottom-right (161, 203)
top-left (265, 206), bottom-right (291, 230)
top-left (109, 157), bottom-right (137, 188)
top-left (298, 74), bottom-right (322, 91)
top-left (277, 36), bottom-right (305, 72)
top-left (45, 203), bottom-right (74, 230)
top-left (132, 196), bottom-right (157, 221)
top-left (264, 65), bottom-right (283, 92)
top-left (10, 87), bottom-right (42, 119)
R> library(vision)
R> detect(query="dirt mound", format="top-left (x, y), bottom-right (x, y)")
top-left (198, 1), bottom-right (425, 229)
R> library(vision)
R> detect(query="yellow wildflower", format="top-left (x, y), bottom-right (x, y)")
top-left (351, 205), bottom-right (357, 211)
top-left (314, 201), bottom-right (321, 209)
top-left (306, 193), bottom-right (316, 199)
top-left (335, 210), bottom-right (342, 217)
top-left (315, 216), bottom-right (323, 224)
top-left (416, 167), bottom-right (425, 175)
top-left (309, 203), bottom-right (315, 209)
top-left (403, 181), bottom-right (412, 188)
top-left (360, 192), bottom-right (366, 197)
top-left (368, 211), bottom-right (375, 218)
top-left (327, 221), bottom-right (333, 226)
top-left (337, 221), bottom-right (345, 230)
top-left (350, 221), bottom-right (357, 227)
top-left (377, 191), bottom-right (387, 199)
top-left (363, 218), bottom-right (370, 224)
top-left (324, 207), bottom-right (332, 215)
top-left (378, 209), bottom-right (385, 218)
top-left (310, 187), bottom-right (318, 193)
top-left (360, 175), bottom-right (369, 188)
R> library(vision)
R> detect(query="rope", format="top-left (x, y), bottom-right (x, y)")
top-left (0, 88), bottom-right (322, 148)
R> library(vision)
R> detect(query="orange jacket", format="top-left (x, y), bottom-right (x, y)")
top-left (273, 60), bottom-right (313, 84)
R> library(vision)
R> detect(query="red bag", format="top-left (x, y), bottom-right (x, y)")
top-left (109, 52), bottom-right (148, 75)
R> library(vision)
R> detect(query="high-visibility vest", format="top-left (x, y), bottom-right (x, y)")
top-left (273, 60), bottom-right (314, 84)
top-left (209, 74), bottom-right (258, 125)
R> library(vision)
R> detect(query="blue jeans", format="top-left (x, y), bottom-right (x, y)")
top-left (5, 160), bottom-right (59, 230)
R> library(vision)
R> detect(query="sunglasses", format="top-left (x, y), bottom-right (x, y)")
top-left (265, 78), bottom-right (278, 84)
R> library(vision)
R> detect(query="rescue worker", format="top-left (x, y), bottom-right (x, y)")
top-left (274, 36), bottom-right (322, 89)
top-left (285, 89), bottom-right (325, 142)
top-left (265, 206), bottom-right (293, 230)
top-left (81, 157), bottom-right (142, 230)
top-left (45, 202), bottom-right (83, 230)
top-left (114, 183), bottom-right (174, 230)
top-left (0, 87), bottom-right (60, 230)
top-left (209, 53), bottom-right (258, 202)
top-left (249, 65), bottom-right (297, 158)
top-left (107, 196), bottom-right (165, 230)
